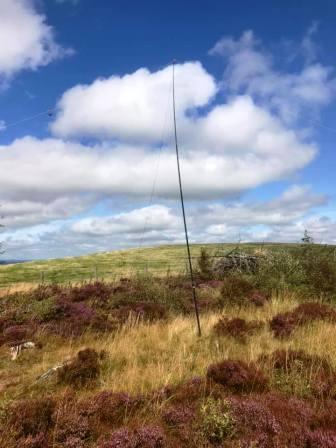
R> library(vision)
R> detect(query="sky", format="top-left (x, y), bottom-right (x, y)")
top-left (0, 0), bottom-right (336, 260)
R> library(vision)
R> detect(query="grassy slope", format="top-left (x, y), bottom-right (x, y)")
top-left (0, 242), bottom-right (298, 288)
top-left (1, 294), bottom-right (334, 399)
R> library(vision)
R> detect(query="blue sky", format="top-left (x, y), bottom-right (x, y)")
top-left (0, 0), bottom-right (336, 259)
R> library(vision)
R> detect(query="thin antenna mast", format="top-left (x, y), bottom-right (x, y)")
top-left (172, 60), bottom-right (202, 337)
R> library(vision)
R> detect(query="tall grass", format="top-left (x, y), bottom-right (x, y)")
top-left (2, 293), bottom-right (335, 398)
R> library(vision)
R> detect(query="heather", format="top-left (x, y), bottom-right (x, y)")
top-left (1, 244), bottom-right (336, 446)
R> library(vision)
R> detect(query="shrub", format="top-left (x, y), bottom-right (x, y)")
top-left (220, 275), bottom-right (255, 306)
top-left (207, 360), bottom-right (268, 393)
top-left (3, 324), bottom-right (32, 344)
top-left (20, 433), bottom-right (49, 448)
top-left (9, 397), bottom-right (55, 436)
top-left (213, 317), bottom-right (263, 340)
top-left (308, 430), bottom-right (336, 448)
top-left (98, 428), bottom-right (136, 448)
top-left (57, 348), bottom-right (102, 387)
top-left (270, 303), bottom-right (336, 338)
top-left (67, 282), bottom-right (113, 303)
top-left (300, 248), bottom-right (336, 299)
top-left (136, 425), bottom-right (165, 448)
top-left (112, 302), bottom-right (167, 324)
top-left (93, 391), bottom-right (140, 424)
top-left (162, 405), bottom-right (194, 426)
top-left (53, 413), bottom-right (92, 444)
top-left (63, 437), bottom-right (85, 448)
top-left (99, 426), bottom-right (165, 448)
top-left (200, 397), bottom-right (235, 444)
top-left (161, 377), bottom-right (204, 404)
top-left (229, 393), bottom-right (318, 448)
top-left (197, 248), bottom-right (213, 280)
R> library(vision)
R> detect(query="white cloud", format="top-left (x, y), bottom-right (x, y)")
top-left (72, 205), bottom-right (180, 236)
top-left (51, 62), bottom-right (217, 141)
top-left (0, 0), bottom-right (72, 83)
top-left (0, 196), bottom-right (93, 228)
top-left (0, 118), bottom-right (315, 207)
top-left (0, 120), bottom-right (6, 131)
top-left (210, 30), bottom-right (336, 123)
top-left (3, 183), bottom-right (326, 259)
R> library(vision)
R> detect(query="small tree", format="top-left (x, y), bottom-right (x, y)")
top-left (301, 229), bottom-right (314, 244)
top-left (198, 248), bottom-right (213, 280)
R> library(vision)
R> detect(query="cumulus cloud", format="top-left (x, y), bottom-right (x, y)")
top-left (0, 119), bottom-right (315, 207)
top-left (0, 196), bottom-right (94, 228)
top-left (0, 0), bottom-right (72, 83)
top-left (210, 30), bottom-right (336, 123)
top-left (51, 62), bottom-right (217, 141)
top-left (72, 205), bottom-right (180, 236)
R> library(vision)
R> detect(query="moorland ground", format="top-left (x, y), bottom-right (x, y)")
top-left (1, 243), bottom-right (336, 447)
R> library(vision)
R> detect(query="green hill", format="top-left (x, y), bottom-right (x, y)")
top-left (0, 242), bottom-right (300, 287)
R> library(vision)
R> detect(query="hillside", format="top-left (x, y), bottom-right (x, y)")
top-left (0, 242), bottom-right (299, 288)
top-left (1, 244), bottom-right (336, 446)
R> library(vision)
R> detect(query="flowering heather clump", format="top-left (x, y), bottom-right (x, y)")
top-left (53, 413), bottom-right (92, 444)
top-left (112, 302), bottom-right (167, 324)
top-left (308, 430), bottom-right (336, 448)
top-left (269, 312), bottom-right (298, 338)
top-left (3, 324), bottom-right (32, 344)
top-left (20, 433), bottom-right (49, 448)
top-left (135, 425), bottom-right (165, 448)
top-left (47, 298), bottom-right (111, 336)
top-left (98, 428), bottom-right (136, 448)
top-left (207, 359), bottom-right (268, 393)
top-left (230, 396), bottom-right (280, 438)
top-left (249, 291), bottom-right (268, 306)
top-left (93, 391), bottom-right (140, 424)
top-left (57, 348), bottom-right (102, 387)
top-left (9, 397), bottom-right (55, 436)
top-left (67, 282), bottom-right (113, 303)
top-left (162, 404), bottom-right (194, 426)
top-left (162, 376), bottom-right (204, 404)
top-left (229, 394), bottom-right (319, 448)
top-left (270, 302), bottom-right (336, 338)
top-left (213, 317), bottom-right (263, 340)
top-left (63, 437), bottom-right (85, 448)
top-left (99, 426), bottom-right (165, 448)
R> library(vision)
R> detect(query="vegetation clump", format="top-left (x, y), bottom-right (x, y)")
top-left (270, 302), bottom-right (336, 338)
top-left (207, 359), bottom-right (269, 392)
top-left (57, 348), bottom-right (103, 388)
top-left (213, 317), bottom-right (263, 340)
top-left (200, 397), bottom-right (235, 443)
top-left (9, 397), bottom-right (55, 437)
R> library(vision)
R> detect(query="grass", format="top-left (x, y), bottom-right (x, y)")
top-left (1, 293), bottom-right (335, 398)
top-left (1, 245), bottom-right (336, 446)
top-left (0, 242), bottom-right (303, 288)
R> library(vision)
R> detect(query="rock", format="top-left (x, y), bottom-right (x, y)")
top-left (10, 341), bottom-right (36, 361)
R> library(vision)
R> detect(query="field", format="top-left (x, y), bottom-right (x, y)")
top-left (0, 242), bottom-right (302, 288)
top-left (1, 243), bottom-right (336, 447)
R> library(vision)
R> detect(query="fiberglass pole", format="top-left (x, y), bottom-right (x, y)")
top-left (172, 60), bottom-right (202, 337)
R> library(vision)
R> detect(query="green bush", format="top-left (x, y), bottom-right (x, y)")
top-left (200, 397), bottom-right (235, 443)
top-left (197, 248), bottom-right (213, 280)
top-left (219, 274), bottom-right (255, 306)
